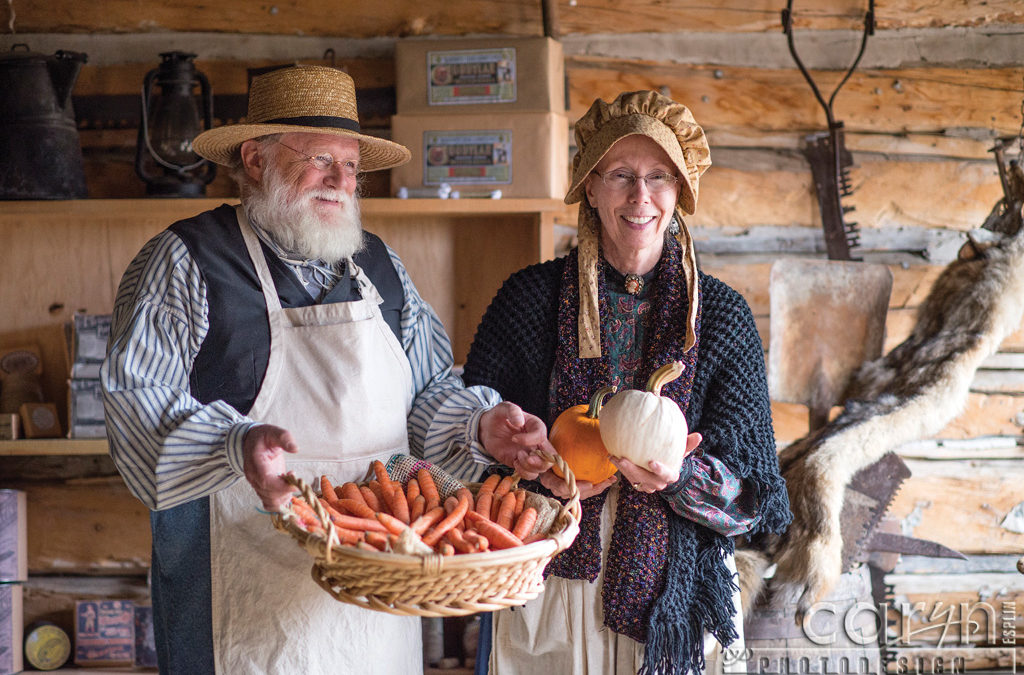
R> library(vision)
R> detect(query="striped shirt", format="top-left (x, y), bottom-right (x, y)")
top-left (101, 229), bottom-right (500, 511)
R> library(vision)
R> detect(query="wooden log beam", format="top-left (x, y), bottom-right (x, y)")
top-left (6, 0), bottom-right (1023, 36)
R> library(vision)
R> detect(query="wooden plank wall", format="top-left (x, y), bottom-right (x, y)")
top-left (2, 0), bottom-right (1023, 663)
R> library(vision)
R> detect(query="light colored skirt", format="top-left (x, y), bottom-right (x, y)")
top-left (490, 482), bottom-right (745, 675)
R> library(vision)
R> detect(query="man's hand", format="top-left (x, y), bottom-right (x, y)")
top-left (242, 424), bottom-right (299, 511)
top-left (478, 402), bottom-right (555, 480)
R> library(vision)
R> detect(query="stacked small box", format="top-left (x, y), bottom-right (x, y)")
top-left (391, 37), bottom-right (569, 199)
top-left (0, 490), bottom-right (26, 675)
top-left (67, 314), bottom-right (110, 438)
top-left (74, 599), bottom-right (135, 667)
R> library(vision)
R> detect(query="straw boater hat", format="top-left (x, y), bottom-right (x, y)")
top-left (192, 65), bottom-right (411, 171)
top-left (567, 90), bottom-right (712, 358)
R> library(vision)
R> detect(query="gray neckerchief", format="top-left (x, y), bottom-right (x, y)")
top-left (248, 220), bottom-right (345, 302)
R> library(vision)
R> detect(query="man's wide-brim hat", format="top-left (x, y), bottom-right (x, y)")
top-left (192, 65), bottom-right (411, 171)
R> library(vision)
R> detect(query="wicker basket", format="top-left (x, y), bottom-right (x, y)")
top-left (272, 453), bottom-right (581, 617)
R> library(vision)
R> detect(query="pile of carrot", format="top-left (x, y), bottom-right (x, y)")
top-left (288, 461), bottom-right (542, 556)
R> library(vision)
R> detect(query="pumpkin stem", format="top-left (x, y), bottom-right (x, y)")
top-left (646, 361), bottom-right (684, 396)
top-left (586, 385), bottom-right (617, 419)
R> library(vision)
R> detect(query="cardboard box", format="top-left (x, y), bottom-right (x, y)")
top-left (74, 599), bottom-right (135, 667)
top-left (0, 584), bottom-right (24, 675)
top-left (396, 37), bottom-right (564, 115)
top-left (68, 314), bottom-right (111, 379)
top-left (0, 491), bottom-right (27, 582)
top-left (0, 413), bottom-right (17, 440)
top-left (68, 378), bottom-right (107, 439)
top-left (391, 112), bottom-right (569, 199)
top-left (19, 401), bottom-right (62, 438)
top-left (133, 605), bottom-right (157, 668)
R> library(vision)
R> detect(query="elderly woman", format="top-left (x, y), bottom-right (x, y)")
top-left (462, 91), bottom-right (791, 674)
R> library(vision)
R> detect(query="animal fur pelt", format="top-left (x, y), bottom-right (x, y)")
top-left (749, 207), bottom-right (1024, 615)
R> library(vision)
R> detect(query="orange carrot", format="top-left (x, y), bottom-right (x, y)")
top-left (320, 475), bottom-right (340, 505)
top-left (329, 526), bottom-right (365, 546)
top-left (495, 492), bottom-right (517, 530)
top-left (337, 498), bottom-right (376, 519)
top-left (372, 460), bottom-right (395, 497)
top-left (474, 492), bottom-right (493, 522)
top-left (364, 531), bottom-right (389, 551)
top-left (443, 495), bottom-right (460, 514)
top-left (511, 506), bottom-right (538, 540)
top-left (359, 485), bottom-right (381, 512)
top-left (389, 484), bottom-right (411, 524)
top-left (421, 493), bottom-right (470, 547)
top-left (522, 532), bottom-right (546, 545)
top-left (456, 487), bottom-right (475, 514)
top-left (466, 511), bottom-right (523, 550)
top-left (444, 528), bottom-right (474, 554)
top-left (289, 497), bottom-right (323, 531)
top-left (417, 468), bottom-right (441, 512)
top-left (406, 477), bottom-right (421, 503)
top-left (375, 511), bottom-right (409, 536)
top-left (493, 475), bottom-right (515, 501)
top-left (356, 541), bottom-right (379, 552)
top-left (474, 474), bottom-right (501, 516)
top-left (411, 506), bottom-right (446, 535)
top-left (367, 481), bottom-right (388, 513)
top-left (438, 541), bottom-right (456, 556)
top-left (317, 502), bottom-right (388, 533)
top-left (513, 488), bottom-right (526, 518)
top-left (409, 494), bottom-right (426, 522)
top-left (463, 529), bottom-right (490, 552)
top-left (338, 482), bottom-right (365, 506)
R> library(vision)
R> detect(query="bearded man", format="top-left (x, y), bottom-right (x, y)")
top-left (101, 66), bottom-right (553, 675)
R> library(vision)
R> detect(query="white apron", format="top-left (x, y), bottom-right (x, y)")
top-left (491, 482), bottom-right (745, 675)
top-left (208, 207), bottom-right (421, 675)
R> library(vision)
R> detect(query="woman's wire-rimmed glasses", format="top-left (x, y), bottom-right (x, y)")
top-left (594, 169), bottom-right (679, 193)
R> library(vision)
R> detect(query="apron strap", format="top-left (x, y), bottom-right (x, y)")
top-left (235, 205), bottom-right (284, 313)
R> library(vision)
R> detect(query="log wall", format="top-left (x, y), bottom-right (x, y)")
top-left (2, 1), bottom-right (1022, 666)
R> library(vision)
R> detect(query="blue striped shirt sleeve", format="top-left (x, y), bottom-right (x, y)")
top-left (101, 231), bottom-right (255, 511)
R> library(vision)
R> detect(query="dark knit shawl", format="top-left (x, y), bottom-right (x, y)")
top-left (462, 246), bottom-right (793, 675)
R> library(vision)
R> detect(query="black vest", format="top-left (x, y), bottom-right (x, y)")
top-left (169, 204), bottom-right (404, 415)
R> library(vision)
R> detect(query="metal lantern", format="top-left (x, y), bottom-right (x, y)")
top-left (135, 51), bottom-right (216, 196)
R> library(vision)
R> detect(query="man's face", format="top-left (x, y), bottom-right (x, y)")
top-left (241, 132), bottom-right (365, 263)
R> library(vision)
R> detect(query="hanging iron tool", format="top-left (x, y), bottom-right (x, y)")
top-left (782, 1), bottom-right (875, 260)
top-left (980, 88), bottom-right (1024, 237)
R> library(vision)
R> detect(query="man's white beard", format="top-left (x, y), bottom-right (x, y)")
top-left (243, 162), bottom-right (364, 264)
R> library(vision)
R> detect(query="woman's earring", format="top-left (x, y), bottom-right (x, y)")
top-left (668, 217), bottom-right (681, 236)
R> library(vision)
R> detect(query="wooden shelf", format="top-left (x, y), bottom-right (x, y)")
top-left (0, 438), bottom-right (108, 456)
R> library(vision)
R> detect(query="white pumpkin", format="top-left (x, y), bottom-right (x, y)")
top-left (599, 361), bottom-right (690, 469)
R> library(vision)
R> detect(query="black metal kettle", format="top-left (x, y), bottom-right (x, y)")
top-left (0, 44), bottom-right (89, 199)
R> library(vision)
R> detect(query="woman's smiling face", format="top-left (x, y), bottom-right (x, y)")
top-left (584, 134), bottom-right (681, 275)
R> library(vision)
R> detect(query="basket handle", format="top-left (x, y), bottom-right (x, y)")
top-left (525, 449), bottom-right (582, 525)
top-left (276, 472), bottom-right (342, 563)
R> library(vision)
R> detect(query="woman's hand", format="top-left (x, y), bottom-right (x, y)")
top-left (538, 470), bottom-right (617, 500)
top-left (611, 431), bottom-right (702, 494)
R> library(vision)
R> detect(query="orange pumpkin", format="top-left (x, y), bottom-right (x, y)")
top-left (550, 385), bottom-right (618, 483)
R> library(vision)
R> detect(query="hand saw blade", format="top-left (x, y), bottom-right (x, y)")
top-left (866, 531), bottom-right (966, 560)
top-left (839, 451), bottom-right (911, 571)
